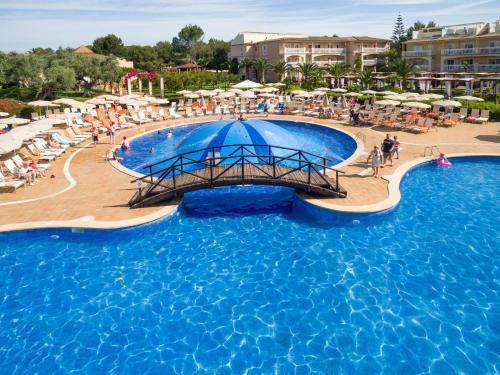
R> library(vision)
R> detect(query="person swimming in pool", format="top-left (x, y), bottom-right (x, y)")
top-left (121, 136), bottom-right (130, 151)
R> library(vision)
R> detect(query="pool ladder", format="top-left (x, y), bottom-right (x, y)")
top-left (423, 145), bottom-right (442, 158)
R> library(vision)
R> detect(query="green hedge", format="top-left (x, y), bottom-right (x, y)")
top-left (459, 101), bottom-right (500, 121)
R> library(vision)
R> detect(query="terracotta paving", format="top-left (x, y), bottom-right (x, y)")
top-left (0, 114), bottom-right (499, 227)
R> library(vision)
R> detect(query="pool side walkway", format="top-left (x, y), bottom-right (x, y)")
top-left (0, 115), bottom-right (499, 230)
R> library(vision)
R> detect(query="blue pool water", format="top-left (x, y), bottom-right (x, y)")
top-left (118, 119), bottom-right (357, 172)
top-left (0, 157), bottom-right (499, 374)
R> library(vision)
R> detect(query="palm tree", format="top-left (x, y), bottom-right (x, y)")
top-left (238, 58), bottom-right (254, 79)
top-left (391, 58), bottom-right (416, 88)
top-left (272, 61), bottom-right (289, 82)
top-left (253, 58), bottom-right (270, 83)
top-left (296, 62), bottom-right (320, 88)
top-left (358, 70), bottom-right (374, 89)
top-left (324, 63), bottom-right (350, 88)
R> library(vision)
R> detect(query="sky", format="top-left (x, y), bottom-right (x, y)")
top-left (0, 0), bottom-right (499, 52)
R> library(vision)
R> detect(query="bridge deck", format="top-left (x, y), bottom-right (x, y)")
top-left (131, 163), bottom-right (346, 208)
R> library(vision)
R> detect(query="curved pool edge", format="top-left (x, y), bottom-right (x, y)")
top-left (108, 117), bottom-right (364, 177)
top-left (0, 202), bottom-right (179, 233)
top-left (300, 152), bottom-right (500, 214)
top-left (1, 153), bottom-right (498, 233)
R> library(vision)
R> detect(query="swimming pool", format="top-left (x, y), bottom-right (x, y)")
top-left (118, 119), bottom-right (358, 172)
top-left (0, 157), bottom-right (498, 373)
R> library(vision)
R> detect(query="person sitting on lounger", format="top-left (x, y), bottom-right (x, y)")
top-left (30, 160), bottom-right (46, 178)
top-left (18, 161), bottom-right (35, 185)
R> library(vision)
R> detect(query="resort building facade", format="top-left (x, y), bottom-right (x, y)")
top-left (402, 20), bottom-right (500, 73)
top-left (230, 32), bottom-right (390, 81)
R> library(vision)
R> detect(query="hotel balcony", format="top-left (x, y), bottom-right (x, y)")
top-left (476, 64), bottom-right (500, 72)
top-left (361, 47), bottom-right (388, 54)
top-left (442, 47), bottom-right (500, 56)
top-left (414, 64), bottom-right (431, 71)
top-left (363, 59), bottom-right (377, 66)
top-left (311, 48), bottom-right (345, 55)
top-left (442, 64), bottom-right (500, 72)
top-left (283, 47), bottom-right (306, 55)
top-left (286, 61), bottom-right (302, 67)
top-left (313, 61), bottom-right (343, 67)
top-left (403, 50), bottom-right (433, 57)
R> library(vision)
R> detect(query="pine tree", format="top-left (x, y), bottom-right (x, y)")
top-left (391, 13), bottom-right (406, 51)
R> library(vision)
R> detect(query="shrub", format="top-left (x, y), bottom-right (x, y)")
top-left (459, 101), bottom-right (500, 121)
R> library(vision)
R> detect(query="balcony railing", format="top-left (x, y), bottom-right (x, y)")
top-left (283, 48), bottom-right (306, 55)
top-left (442, 47), bottom-right (500, 56)
top-left (403, 50), bottom-right (433, 57)
top-left (442, 64), bottom-right (500, 72)
top-left (311, 48), bottom-right (345, 55)
top-left (363, 59), bottom-right (377, 66)
top-left (313, 61), bottom-right (343, 67)
top-left (361, 47), bottom-right (388, 54)
top-left (476, 64), bottom-right (500, 72)
top-left (414, 64), bottom-right (430, 71)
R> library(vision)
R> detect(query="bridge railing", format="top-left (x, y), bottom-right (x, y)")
top-left (130, 144), bottom-right (346, 202)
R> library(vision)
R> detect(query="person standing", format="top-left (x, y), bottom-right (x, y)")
top-left (92, 126), bottom-right (99, 147)
top-left (381, 133), bottom-right (394, 167)
top-left (367, 145), bottom-right (384, 178)
top-left (108, 124), bottom-right (116, 145)
top-left (392, 135), bottom-right (401, 160)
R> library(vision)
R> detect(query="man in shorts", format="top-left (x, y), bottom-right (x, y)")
top-left (381, 133), bottom-right (394, 167)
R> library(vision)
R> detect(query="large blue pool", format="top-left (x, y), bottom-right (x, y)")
top-left (0, 157), bottom-right (499, 374)
top-left (118, 119), bottom-right (358, 172)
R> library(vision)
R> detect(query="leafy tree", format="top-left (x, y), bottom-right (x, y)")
top-left (253, 58), bottom-right (270, 83)
top-left (229, 58), bottom-right (240, 75)
top-left (92, 34), bottom-right (124, 56)
top-left (155, 41), bottom-right (175, 65)
top-left (325, 63), bottom-right (350, 88)
top-left (391, 13), bottom-right (406, 51)
top-left (210, 47), bottom-right (229, 71)
top-left (406, 21), bottom-right (437, 40)
top-left (173, 24), bottom-right (204, 60)
top-left (206, 39), bottom-right (230, 71)
top-left (272, 61), bottom-right (289, 82)
top-left (39, 65), bottom-right (76, 99)
top-left (239, 58), bottom-right (254, 79)
top-left (391, 58), bottom-right (416, 88)
top-left (122, 45), bottom-right (159, 70)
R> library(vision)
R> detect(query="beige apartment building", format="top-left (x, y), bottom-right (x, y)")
top-left (230, 32), bottom-right (390, 81)
top-left (402, 21), bottom-right (500, 73)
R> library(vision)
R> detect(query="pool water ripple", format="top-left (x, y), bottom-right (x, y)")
top-left (0, 157), bottom-right (498, 374)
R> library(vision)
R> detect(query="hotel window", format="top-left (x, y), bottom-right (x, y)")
top-left (262, 45), bottom-right (268, 55)
top-left (445, 59), bottom-right (455, 65)
top-left (240, 47), bottom-right (243, 56)
top-left (315, 44), bottom-right (321, 49)
top-left (488, 58), bottom-right (500, 64)
top-left (464, 43), bottom-right (474, 49)
top-left (461, 59), bottom-right (473, 65)
top-left (294, 44), bottom-right (300, 48)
